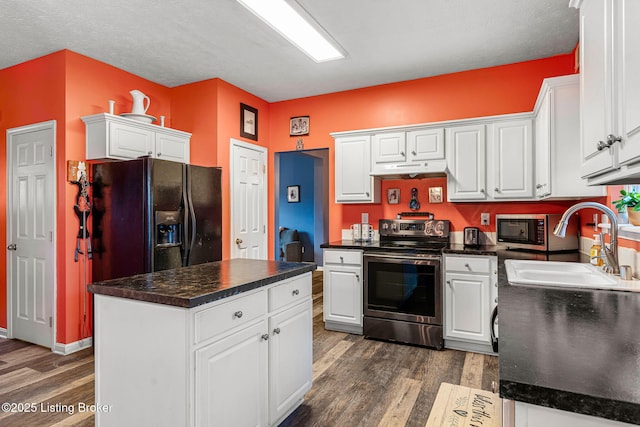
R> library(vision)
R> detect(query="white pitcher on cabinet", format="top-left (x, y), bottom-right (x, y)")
top-left (129, 89), bottom-right (150, 115)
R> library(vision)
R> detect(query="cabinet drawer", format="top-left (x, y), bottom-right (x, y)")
top-left (324, 250), bottom-right (362, 266)
top-left (446, 256), bottom-right (491, 274)
top-left (194, 290), bottom-right (267, 344)
top-left (269, 274), bottom-right (311, 312)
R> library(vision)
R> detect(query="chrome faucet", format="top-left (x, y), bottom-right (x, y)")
top-left (553, 202), bottom-right (620, 275)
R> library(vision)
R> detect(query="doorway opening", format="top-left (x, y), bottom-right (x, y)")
top-left (274, 149), bottom-right (328, 266)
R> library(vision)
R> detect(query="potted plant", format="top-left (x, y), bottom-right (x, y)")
top-left (613, 189), bottom-right (640, 225)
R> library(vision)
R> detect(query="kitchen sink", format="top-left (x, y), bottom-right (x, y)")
top-left (505, 260), bottom-right (618, 289)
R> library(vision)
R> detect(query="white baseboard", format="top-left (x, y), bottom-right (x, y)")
top-left (0, 328), bottom-right (7, 339)
top-left (53, 337), bottom-right (93, 355)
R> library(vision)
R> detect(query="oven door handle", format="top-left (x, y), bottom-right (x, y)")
top-left (364, 253), bottom-right (441, 264)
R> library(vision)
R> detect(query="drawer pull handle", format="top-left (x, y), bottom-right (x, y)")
top-left (233, 311), bottom-right (243, 319)
top-left (292, 289), bottom-right (300, 296)
top-left (340, 256), bottom-right (344, 262)
top-left (261, 334), bottom-right (269, 341)
top-left (273, 328), bottom-right (281, 335)
top-left (356, 274), bottom-right (360, 281)
top-left (464, 263), bottom-right (471, 269)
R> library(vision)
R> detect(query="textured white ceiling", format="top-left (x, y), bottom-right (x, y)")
top-left (0, 0), bottom-right (578, 102)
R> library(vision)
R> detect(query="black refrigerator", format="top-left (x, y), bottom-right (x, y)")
top-left (91, 158), bottom-right (222, 282)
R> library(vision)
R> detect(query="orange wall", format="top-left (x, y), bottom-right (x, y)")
top-left (0, 52), bottom-right (66, 332)
top-left (0, 49), bottom-right (614, 345)
top-left (172, 78), bottom-right (270, 259)
top-left (267, 54), bottom-right (583, 241)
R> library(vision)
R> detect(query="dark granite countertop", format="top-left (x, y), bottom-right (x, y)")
top-left (497, 251), bottom-right (640, 425)
top-left (88, 259), bottom-right (317, 308)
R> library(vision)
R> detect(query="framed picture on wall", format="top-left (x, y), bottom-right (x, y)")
top-left (287, 185), bottom-right (300, 203)
top-left (387, 188), bottom-right (400, 204)
top-left (240, 103), bottom-right (258, 140)
top-left (290, 116), bottom-right (310, 136)
top-left (429, 187), bottom-right (443, 203)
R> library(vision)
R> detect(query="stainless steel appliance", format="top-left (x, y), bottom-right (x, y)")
top-left (496, 214), bottom-right (578, 252)
top-left (363, 218), bottom-right (450, 349)
top-left (463, 227), bottom-right (480, 247)
top-left (92, 158), bottom-right (222, 281)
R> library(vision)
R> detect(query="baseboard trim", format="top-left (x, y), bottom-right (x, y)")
top-left (0, 328), bottom-right (7, 339)
top-left (53, 337), bottom-right (93, 355)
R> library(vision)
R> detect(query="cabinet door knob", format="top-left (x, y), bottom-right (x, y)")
top-left (535, 184), bottom-right (543, 189)
top-left (157, 152), bottom-right (162, 157)
top-left (7, 244), bottom-right (16, 251)
top-left (340, 256), bottom-right (344, 262)
top-left (235, 238), bottom-right (243, 244)
top-left (261, 334), bottom-right (269, 341)
top-left (356, 274), bottom-right (360, 281)
top-left (494, 187), bottom-right (500, 193)
top-left (464, 263), bottom-right (471, 269)
top-left (292, 289), bottom-right (300, 296)
top-left (233, 310), bottom-right (243, 319)
top-left (366, 192), bottom-right (370, 197)
top-left (446, 280), bottom-right (451, 286)
top-left (273, 328), bottom-right (281, 335)
top-left (147, 151), bottom-right (153, 155)
top-left (411, 150), bottom-right (417, 155)
top-left (400, 151), bottom-right (405, 157)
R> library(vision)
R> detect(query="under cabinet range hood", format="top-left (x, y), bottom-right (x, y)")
top-left (370, 159), bottom-right (448, 179)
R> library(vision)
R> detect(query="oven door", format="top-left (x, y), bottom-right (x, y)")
top-left (364, 253), bottom-right (441, 325)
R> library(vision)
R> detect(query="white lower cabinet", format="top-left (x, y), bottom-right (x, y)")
top-left (268, 299), bottom-right (313, 425)
top-left (443, 254), bottom-right (497, 354)
top-left (323, 249), bottom-right (363, 334)
top-left (195, 320), bottom-right (268, 427)
top-left (509, 401), bottom-right (635, 427)
top-left (93, 272), bottom-right (312, 427)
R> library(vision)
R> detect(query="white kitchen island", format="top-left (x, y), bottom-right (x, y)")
top-left (89, 259), bottom-right (316, 427)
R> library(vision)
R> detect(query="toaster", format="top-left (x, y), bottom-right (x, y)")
top-left (463, 227), bottom-right (480, 247)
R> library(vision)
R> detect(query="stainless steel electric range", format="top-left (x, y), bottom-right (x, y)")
top-left (363, 218), bottom-right (450, 349)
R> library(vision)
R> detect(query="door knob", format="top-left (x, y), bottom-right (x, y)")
top-left (7, 244), bottom-right (16, 251)
top-left (235, 238), bottom-right (243, 244)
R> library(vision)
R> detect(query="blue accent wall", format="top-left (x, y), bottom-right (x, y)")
top-left (278, 152), bottom-right (315, 262)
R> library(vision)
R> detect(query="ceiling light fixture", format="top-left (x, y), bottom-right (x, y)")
top-left (236, 0), bottom-right (345, 62)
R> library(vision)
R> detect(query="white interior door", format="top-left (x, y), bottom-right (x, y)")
top-left (231, 139), bottom-right (267, 259)
top-left (7, 120), bottom-right (56, 349)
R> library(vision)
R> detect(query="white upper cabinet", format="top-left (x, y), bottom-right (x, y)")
top-left (534, 75), bottom-right (606, 199)
top-left (334, 134), bottom-right (380, 203)
top-left (574, 0), bottom-right (640, 184)
top-left (446, 124), bottom-right (487, 201)
top-left (83, 113), bottom-right (191, 163)
top-left (371, 128), bottom-right (445, 173)
top-left (372, 132), bottom-right (407, 165)
top-left (488, 119), bottom-right (533, 199)
top-left (408, 128), bottom-right (445, 161)
top-left (447, 117), bottom-right (533, 202)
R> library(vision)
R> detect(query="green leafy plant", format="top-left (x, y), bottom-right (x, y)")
top-left (612, 189), bottom-right (640, 212)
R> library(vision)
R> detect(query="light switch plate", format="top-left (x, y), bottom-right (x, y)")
top-left (481, 212), bottom-right (490, 225)
top-left (362, 212), bottom-right (369, 224)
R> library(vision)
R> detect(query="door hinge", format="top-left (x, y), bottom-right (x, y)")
top-left (264, 225), bottom-right (266, 233)
top-left (50, 231), bottom-right (53, 242)
top-left (50, 146), bottom-right (53, 157)
top-left (263, 164), bottom-right (266, 174)
top-left (49, 317), bottom-right (52, 327)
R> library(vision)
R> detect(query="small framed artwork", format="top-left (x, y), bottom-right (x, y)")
top-left (429, 187), bottom-right (443, 203)
top-left (240, 103), bottom-right (258, 141)
top-left (290, 116), bottom-right (309, 136)
top-left (387, 188), bottom-right (400, 204)
top-left (287, 185), bottom-right (300, 203)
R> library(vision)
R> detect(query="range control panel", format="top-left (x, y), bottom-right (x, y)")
top-left (379, 219), bottom-right (450, 237)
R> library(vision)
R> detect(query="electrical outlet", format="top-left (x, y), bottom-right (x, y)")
top-left (481, 212), bottom-right (490, 226)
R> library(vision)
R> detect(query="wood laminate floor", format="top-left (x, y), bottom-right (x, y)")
top-left (0, 270), bottom-right (498, 426)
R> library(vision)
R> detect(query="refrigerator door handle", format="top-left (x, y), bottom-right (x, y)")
top-left (186, 176), bottom-right (197, 265)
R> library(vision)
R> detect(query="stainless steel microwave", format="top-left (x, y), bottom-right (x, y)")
top-left (496, 214), bottom-right (579, 252)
